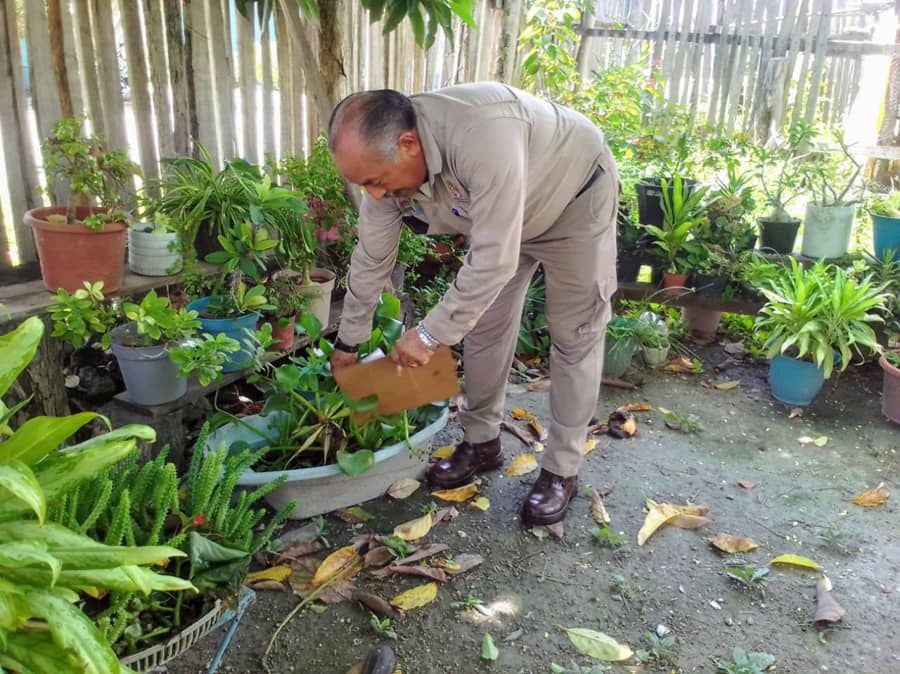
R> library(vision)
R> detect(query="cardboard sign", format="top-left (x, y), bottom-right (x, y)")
top-left (334, 345), bottom-right (459, 416)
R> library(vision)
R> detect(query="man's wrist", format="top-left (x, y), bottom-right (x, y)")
top-left (415, 323), bottom-right (441, 351)
top-left (333, 338), bottom-right (359, 354)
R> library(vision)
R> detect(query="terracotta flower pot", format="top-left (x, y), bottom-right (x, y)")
top-left (662, 271), bottom-right (690, 296)
top-left (26, 206), bottom-right (127, 293)
top-left (682, 306), bottom-right (722, 345)
top-left (879, 356), bottom-right (900, 425)
top-left (269, 316), bottom-right (296, 352)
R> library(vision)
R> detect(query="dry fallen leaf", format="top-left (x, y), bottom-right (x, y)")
top-left (364, 546), bottom-right (395, 569)
top-left (471, 496), bottom-right (490, 511)
top-left (274, 540), bottom-right (323, 563)
top-left (724, 341), bottom-right (746, 356)
top-left (432, 445), bottom-right (455, 460)
top-left (618, 402), bottom-right (652, 412)
top-left (352, 589), bottom-right (401, 620)
top-left (388, 478), bottom-right (421, 499)
top-left (637, 500), bottom-right (681, 545)
top-left (737, 480), bottom-right (756, 490)
top-left (770, 553), bottom-right (821, 570)
top-left (533, 441), bottom-right (545, 453)
top-left (528, 418), bottom-right (549, 441)
top-left (590, 490), bottom-right (611, 525)
top-left (245, 564), bottom-right (293, 586)
top-left (546, 521), bottom-right (565, 539)
top-left (388, 564), bottom-right (449, 582)
top-left (710, 533), bottom-right (760, 554)
top-left (662, 356), bottom-right (696, 374)
top-left (431, 482), bottom-right (479, 503)
top-left (393, 513), bottom-right (434, 541)
top-left (668, 514), bottom-right (711, 529)
top-left (389, 582), bottom-right (438, 610)
top-left (312, 546), bottom-right (362, 587)
top-left (798, 436), bottom-right (814, 444)
top-left (714, 380), bottom-right (740, 391)
top-left (584, 438), bottom-right (598, 455)
top-left (608, 410), bottom-right (637, 438)
top-left (511, 407), bottom-right (537, 421)
top-left (812, 575), bottom-right (845, 629)
top-left (852, 482), bottom-right (890, 507)
top-left (677, 504), bottom-right (710, 516)
top-left (395, 543), bottom-right (449, 566)
top-left (506, 453), bottom-right (539, 476)
top-left (562, 627), bottom-right (633, 662)
top-left (788, 407), bottom-right (804, 419)
top-left (813, 435), bottom-right (828, 447)
top-left (334, 506), bottom-right (375, 523)
top-left (290, 558), bottom-right (353, 604)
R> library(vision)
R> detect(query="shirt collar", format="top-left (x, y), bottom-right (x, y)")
top-left (412, 99), bottom-right (442, 199)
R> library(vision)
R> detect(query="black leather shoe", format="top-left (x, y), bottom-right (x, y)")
top-left (521, 468), bottom-right (578, 526)
top-left (427, 437), bottom-right (502, 488)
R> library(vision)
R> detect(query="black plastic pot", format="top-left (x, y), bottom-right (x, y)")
top-left (692, 273), bottom-right (728, 296)
top-left (636, 177), bottom-right (699, 227)
top-left (757, 217), bottom-right (801, 254)
top-left (616, 254), bottom-right (642, 283)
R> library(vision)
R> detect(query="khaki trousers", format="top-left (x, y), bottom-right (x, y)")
top-left (459, 156), bottom-right (618, 478)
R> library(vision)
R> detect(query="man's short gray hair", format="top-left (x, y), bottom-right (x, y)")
top-left (328, 90), bottom-right (417, 162)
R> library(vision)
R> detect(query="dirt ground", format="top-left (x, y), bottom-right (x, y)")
top-left (167, 344), bottom-right (899, 674)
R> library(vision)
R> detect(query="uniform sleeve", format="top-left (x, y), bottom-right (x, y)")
top-left (337, 194), bottom-right (402, 345)
top-left (421, 119), bottom-right (528, 345)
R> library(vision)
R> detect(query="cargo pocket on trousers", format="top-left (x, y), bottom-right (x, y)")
top-left (576, 278), bottom-right (614, 338)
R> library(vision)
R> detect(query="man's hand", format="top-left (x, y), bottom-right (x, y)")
top-left (390, 330), bottom-right (436, 368)
top-left (330, 349), bottom-right (359, 373)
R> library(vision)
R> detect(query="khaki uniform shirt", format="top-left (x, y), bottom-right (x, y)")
top-left (338, 82), bottom-right (611, 347)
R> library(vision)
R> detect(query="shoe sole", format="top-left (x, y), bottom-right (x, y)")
top-left (427, 455), bottom-right (503, 489)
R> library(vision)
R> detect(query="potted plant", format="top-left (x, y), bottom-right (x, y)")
top-left (645, 176), bottom-right (708, 294)
top-left (754, 121), bottom-right (817, 254)
top-left (754, 258), bottom-right (888, 405)
top-left (800, 133), bottom-right (864, 259)
top-left (187, 274), bottom-right (273, 373)
top-left (49, 285), bottom-right (238, 404)
top-left (0, 316), bottom-right (194, 674)
top-left (634, 122), bottom-right (702, 227)
top-left (393, 226), bottom-right (430, 291)
top-left (881, 349), bottom-right (900, 425)
top-left (205, 295), bottom-right (449, 520)
top-left (632, 310), bottom-right (671, 367)
top-left (129, 198), bottom-right (184, 276)
top-left (603, 316), bottom-right (640, 377)
top-left (704, 167), bottom-right (758, 254)
top-left (616, 194), bottom-right (651, 283)
top-left (26, 117), bottom-right (138, 293)
top-left (263, 272), bottom-right (309, 351)
top-left (868, 190), bottom-right (900, 261)
top-left (48, 424), bottom-right (294, 668)
top-left (691, 245), bottom-right (731, 296)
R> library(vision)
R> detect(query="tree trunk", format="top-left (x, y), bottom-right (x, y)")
top-left (72, 0), bottom-right (104, 134)
top-left (495, 0), bottom-right (523, 84)
top-left (278, 0), bottom-right (332, 128)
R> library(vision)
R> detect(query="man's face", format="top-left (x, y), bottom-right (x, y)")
top-left (333, 130), bottom-right (428, 200)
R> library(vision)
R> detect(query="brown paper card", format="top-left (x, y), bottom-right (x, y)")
top-left (334, 345), bottom-right (459, 416)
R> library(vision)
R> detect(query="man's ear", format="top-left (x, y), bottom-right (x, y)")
top-left (397, 130), bottom-right (422, 157)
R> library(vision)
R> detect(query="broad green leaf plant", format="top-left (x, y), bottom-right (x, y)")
top-left (754, 259), bottom-right (888, 378)
top-left (0, 317), bottom-right (194, 674)
top-left (644, 176), bottom-right (708, 273)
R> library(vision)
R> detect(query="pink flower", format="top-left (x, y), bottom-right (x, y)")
top-left (315, 226), bottom-right (340, 241)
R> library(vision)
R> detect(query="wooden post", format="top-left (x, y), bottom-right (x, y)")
top-left (804, 0), bottom-right (832, 124)
top-left (208, 0), bottom-right (235, 159)
top-left (495, 0), bottom-right (522, 84)
top-left (188, 0), bottom-right (219, 166)
top-left (91, 0), bottom-right (127, 151)
top-left (46, 0), bottom-right (74, 118)
top-left (165, 0), bottom-right (191, 156)
top-left (72, 0), bottom-right (104, 135)
top-left (145, 0), bottom-right (173, 160)
top-left (237, 11), bottom-right (258, 163)
top-left (120, 0), bottom-right (160, 187)
top-left (24, 0), bottom-right (62, 140)
top-left (260, 9), bottom-right (276, 156)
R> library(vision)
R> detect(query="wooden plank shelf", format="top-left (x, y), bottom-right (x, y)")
top-left (614, 282), bottom-right (764, 315)
top-left (0, 263), bottom-right (220, 326)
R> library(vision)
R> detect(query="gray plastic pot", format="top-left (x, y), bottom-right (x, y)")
top-left (110, 324), bottom-right (187, 406)
top-left (800, 203), bottom-right (854, 259)
top-left (128, 226), bottom-right (183, 276)
top-left (206, 408), bottom-right (449, 519)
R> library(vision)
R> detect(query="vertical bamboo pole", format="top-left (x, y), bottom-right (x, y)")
top-left (237, 10), bottom-right (258, 162)
top-left (72, 0), bottom-right (104, 134)
top-left (120, 0), bottom-right (160, 186)
top-left (91, 0), bottom-right (127, 150)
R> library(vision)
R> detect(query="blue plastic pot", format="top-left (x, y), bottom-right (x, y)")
top-left (187, 297), bottom-right (260, 372)
top-left (768, 354), bottom-right (826, 405)
top-left (871, 214), bottom-right (900, 261)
